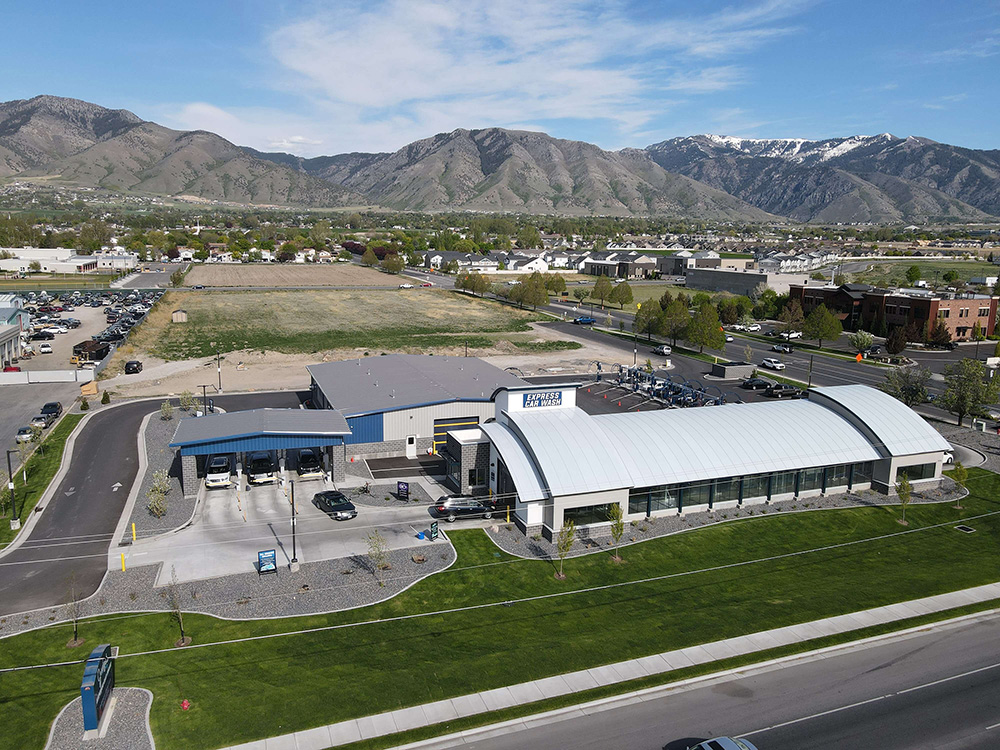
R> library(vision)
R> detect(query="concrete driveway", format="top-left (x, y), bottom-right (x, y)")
top-left (124, 475), bottom-right (436, 585)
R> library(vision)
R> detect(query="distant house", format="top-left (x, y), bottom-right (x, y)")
top-left (425, 251), bottom-right (499, 272)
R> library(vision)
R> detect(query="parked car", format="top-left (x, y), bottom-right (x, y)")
top-left (746, 323), bottom-right (762, 332)
top-left (420, 282), bottom-right (434, 287)
top-left (296, 448), bottom-right (323, 477)
top-left (573, 316), bottom-right (596, 325)
top-left (192, 284), bottom-right (205, 290)
top-left (41, 402), bottom-right (63, 417)
top-left (724, 334), bottom-right (734, 342)
top-left (741, 377), bottom-right (772, 390)
top-left (398, 283), bottom-right (414, 289)
top-left (435, 495), bottom-right (496, 522)
top-left (313, 491), bottom-right (358, 521)
top-left (30, 332), bottom-right (54, 341)
top-left (30, 413), bottom-right (56, 429)
top-left (766, 383), bottom-right (802, 399)
top-left (780, 330), bottom-right (803, 340)
top-left (247, 452), bottom-right (276, 484)
top-left (204, 455), bottom-right (233, 489)
top-left (772, 343), bottom-right (793, 353)
top-left (15, 426), bottom-right (34, 443)
top-left (761, 358), bottom-right (785, 370)
top-left (652, 344), bottom-right (672, 356)
top-left (687, 738), bottom-right (759, 750)
top-left (38, 343), bottom-right (52, 354)
top-left (864, 346), bottom-right (883, 357)
top-left (124, 360), bottom-right (143, 374)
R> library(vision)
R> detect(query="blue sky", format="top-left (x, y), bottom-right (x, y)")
top-left (3, 0), bottom-right (998, 157)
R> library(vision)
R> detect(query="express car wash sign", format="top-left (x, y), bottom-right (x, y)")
top-left (523, 391), bottom-right (562, 408)
top-left (81, 643), bottom-right (116, 731)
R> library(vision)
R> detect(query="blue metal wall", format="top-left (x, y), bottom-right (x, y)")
top-left (180, 434), bottom-right (344, 456)
top-left (345, 414), bottom-right (383, 445)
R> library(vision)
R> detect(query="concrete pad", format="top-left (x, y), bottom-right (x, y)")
top-left (356, 714), bottom-right (389, 741)
top-left (788, 621), bottom-right (839, 640)
top-left (263, 734), bottom-right (297, 750)
top-left (609, 660), bottom-right (647, 683)
top-left (677, 645), bottom-right (715, 666)
top-left (635, 653), bottom-right (671, 676)
top-left (561, 669), bottom-right (601, 692)
top-left (227, 742), bottom-right (266, 750)
top-left (450, 692), bottom-right (489, 718)
top-left (587, 664), bottom-right (624, 687)
top-left (660, 649), bottom-right (697, 670)
top-left (390, 706), bottom-right (430, 732)
top-left (818, 614), bottom-right (863, 634)
top-left (420, 699), bottom-right (461, 725)
top-left (479, 687), bottom-right (518, 712)
top-left (866, 605), bottom-right (906, 624)
top-left (325, 721), bottom-right (362, 747)
top-left (841, 609), bottom-right (883, 628)
top-left (894, 600), bottom-right (935, 617)
top-left (532, 674), bottom-right (572, 699)
top-left (804, 618), bottom-right (848, 637)
top-left (507, 681), bottom-right (546, 705)
top-left (291, 726), bottom-right (333, 750)
top-left (759, 627), bottom-right (803, 647)
top-left (942, 589), bottom-right (984, 605)
top-left (699, 640), bottom-right (742, 660)
top-left (743, 631), bottom-right (783, 651)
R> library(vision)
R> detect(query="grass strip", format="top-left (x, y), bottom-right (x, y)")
top-left (2, 469), bottom-right (1000, 749)
top-left (0, 414), bottom-right (84, 548)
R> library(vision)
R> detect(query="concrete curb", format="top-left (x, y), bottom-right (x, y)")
top-left (108, 410), bottom-right (153, 565)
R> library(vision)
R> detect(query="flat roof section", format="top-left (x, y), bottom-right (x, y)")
top-left (170, 408), bottom-right (351, 452)
top-left (308, 354), bottom-right (525, 416)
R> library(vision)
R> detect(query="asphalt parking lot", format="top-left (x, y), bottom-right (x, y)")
top-left (21, 302), bottom-right (109, 371)
top-left (0, 382), bottom-right (81, 452)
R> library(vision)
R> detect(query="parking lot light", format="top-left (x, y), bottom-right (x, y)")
top-left (6, 450), bottom-right (19, 529)
top-left (290, 480), bottom-right (298, 567)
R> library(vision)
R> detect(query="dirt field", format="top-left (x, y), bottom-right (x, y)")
top-left (184, 263), bottom-right (392, 287)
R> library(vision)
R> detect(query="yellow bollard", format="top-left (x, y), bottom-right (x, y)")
top-left (131, 522), bottom-right (136, 542)
top-left (120, 553), bottom-right (126, 572)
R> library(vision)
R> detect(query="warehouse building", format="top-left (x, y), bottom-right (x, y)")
top-left (307, 354), bottom-right (525, 460)
top-left (445, 382), bottom-right (952, 539)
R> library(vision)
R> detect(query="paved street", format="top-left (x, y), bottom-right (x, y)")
top-left (458, 611), bottom-right (1000, 750)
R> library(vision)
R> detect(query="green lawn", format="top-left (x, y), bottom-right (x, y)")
top-left (0, 276), bottom-right (113, 290)
top-left (3, 469), bottom-right (1000, 749)
top-left (853, 259), bottom-right (998, 288)
top-left (0, 414), bottom-right (84, 548)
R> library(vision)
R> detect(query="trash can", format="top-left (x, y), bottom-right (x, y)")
top-left (417, 531), bottom-right (425, 540)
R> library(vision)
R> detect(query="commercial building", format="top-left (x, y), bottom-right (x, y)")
top-left (445, 382), bottom-right (951, 539)
top-left (685, 267), bottom-right (810, 296)
top-left (790, 283), bottom-right (999, 339)
top-left (0, 247), bottom-right (98, 274)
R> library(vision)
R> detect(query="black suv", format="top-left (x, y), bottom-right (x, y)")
top-left (312, 491), bottom-right (358, 521)
top-left (41, 402), bottom-right (63, 418)
top-left (434, 496), bottom-right (496, 522)
top-left (296, 449), bottom-right (322, 476)
top-left (765, 383), bottom-right (803, 399)
top-left (124, 361), bottom-right (143, 374)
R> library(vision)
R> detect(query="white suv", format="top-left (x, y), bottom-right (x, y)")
top-left (761, 357), bottom-right (786, 370)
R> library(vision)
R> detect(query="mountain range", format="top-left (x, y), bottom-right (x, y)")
top-left (2, 95), bottom-right (999, 223)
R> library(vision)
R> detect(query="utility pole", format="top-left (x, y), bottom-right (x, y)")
top-left (198, 384), bottom-right (210, 415)
top-left (290, 480), bottom-right (298, 569)
top-left (807, 354), bottom-right (814, 389)
top-left (217, 349), bottom-right (222, 392)
top-left (6, 450), bottom-right (18, 530)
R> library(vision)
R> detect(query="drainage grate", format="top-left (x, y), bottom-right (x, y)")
top-left (955, 525), bottom-right (976, 533)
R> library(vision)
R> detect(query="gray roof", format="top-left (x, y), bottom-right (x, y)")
top-left (169, 408), bottom-right (350, 447)
top-left (480, 421), bottom-right (547, 502)
top-left (809, 385), bottom-right (952, 457)
top-left (308, 355), bottom-right (525, 416)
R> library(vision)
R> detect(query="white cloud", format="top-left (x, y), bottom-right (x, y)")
top-left (165, 0), bottom-right (810, 155)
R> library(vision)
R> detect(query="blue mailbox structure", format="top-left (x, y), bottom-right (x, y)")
top-left (80, 643), bottom-right (115, 731)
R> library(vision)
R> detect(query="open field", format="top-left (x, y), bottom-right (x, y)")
top-left (2, 468), bottom-right (999, 750)
top-left (852, 259), bottom-right (999, 288)
top-left (0, 274), bottom-right (112, 290)
top-left (563, 281), bottom-right (684, 309)
top-left (183, 263), bottom-right (393, 288)
top-left (124, 289), bottom-right (545, 360)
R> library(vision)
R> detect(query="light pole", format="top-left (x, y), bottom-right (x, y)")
top-left (6, 450), bottom-right (18, 529)
top-left (217, 349), bottom-right (222, 392)
top-left (198, 384), bottom-right (210, 415)
top-left (290, 480), bottom-right (298, 566)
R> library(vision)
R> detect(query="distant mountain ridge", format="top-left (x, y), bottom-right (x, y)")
top-left (1, 95), bottom-right (998, 222)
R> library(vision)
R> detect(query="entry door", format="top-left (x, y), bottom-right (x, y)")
top-left (405, 435), bottom-right (417, 459)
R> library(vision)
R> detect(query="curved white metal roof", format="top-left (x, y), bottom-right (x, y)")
top-left (594, 400), bottom-right (882, 487)
top-left (505, 408), bottom-right (634, 496)
top-left (809, 385), bottom-right (952, 457)
top-left (479, 421), bottom-right (548, 502)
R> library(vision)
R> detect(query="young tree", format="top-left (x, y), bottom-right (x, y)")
top-left (381, 254), bottom-right (405, 274)
top-left (905, 265), bottom-right (922, 284)
top-left (885, 326), bottom-right (908, 355)
top-left (896, 474), bottom-right (912, 525)
top-left (167, 566), bottom-right (190, 646)
top-left (803, 304), bottom-right (843, 348)
top-left (660, 298), bottom-right (691, 345)
top-left (555, 519), bottom-right (575, 579)
top-left (685, 303), bottom-right (725, 353)
top-left (367, 529), bottom-right (390, 586)
top-left (30, 424), bottom-right (45, 456)
top-left (65, 573), bottom-right (85, 647)
top-left (608, 504), bottom-right (625, 563)
top-left (609, 281), bottom-right (633, 309)
top-left (592, 277), bottom-right (614, 308)
top-left (929, 320), bottom-right (952, 348)
top-left (160, 400), bottom-right (174, 421)
top-left (178, 390), bottom-right (196, 411)
top-left (939, 358), bottom-right (1000, 426)
top-left (361, 247), bottom-right (378, 267)
top-left (658, 289), bottom-right (674, 310)
top-left (972, 320), bottom-right (984, 343)
top-left (848, 330), bottom-right (875, 354)
top-left (880, 366), bottom-right (931, 407)
top-left (777, 299), bottom-right (805, 334)
top-left (632, 300), bottom-right (660, 341)
top-left (951, 461), bottom-right (968, 509)
top-left (572, 287), bottom-right (589, 304)
top-left (545, 274), bottom-right (567, 294)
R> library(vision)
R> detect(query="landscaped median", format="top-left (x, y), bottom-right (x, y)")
top-left (0, 414), bottom-right (84, 548)
top-left (2, 468), bottom-right (999, 750)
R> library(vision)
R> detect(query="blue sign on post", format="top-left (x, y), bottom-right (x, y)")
top-left (397, 481), bottom-right (409, 501)
top-left (258, 549), bottom-right (277, 576)
top-left (81, 643), bottom-right (115, 731)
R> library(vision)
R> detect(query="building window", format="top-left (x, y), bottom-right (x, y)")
top-left (468, 467), bottom-right (486, 487)
top-left (980, 308), bottom-right (990, 317)
top-left (799, 467), bottom-right (824, 492)
top-left (960, 308), bottom-right (970, 318)
top-left (678, 480), bottom-right (711, 508)
top-left (628, 485), bottom-right (678, 515)
top-left (899, 463), bottom-right (936, 481)
top-left (714, 476), bottom-right (740, 504)
top-left (826, 464), bottom-right (850, 489)
top-left (771, 471), bottom-right (796, 496)
top-left (853, 461), bottom-right (873, 483)
top-left (564, 503), bottom-right (615, 527)
top-left (938, 309), bottom-right (950, 318)
top-left (743, 473), bottom-right (769, 501)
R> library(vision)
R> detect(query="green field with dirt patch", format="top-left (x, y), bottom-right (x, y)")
top-left (127, 289), bottom-right (552, 360)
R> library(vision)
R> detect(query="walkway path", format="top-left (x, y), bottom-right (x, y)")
top-left (220, 581), bottom-right (1000, 750)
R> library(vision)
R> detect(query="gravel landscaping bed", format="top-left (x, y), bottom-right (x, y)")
top-left (934, 421), bottom-right (1000, 472)
top-left (46, 688), bottom-right (154, 750)
top-left (486, 480), bottom-right (964, 561)
top-left (347, 482), bottom-right (434, 507)
top-left (0, 541), bottom-right (456, 637)
top-left (121, 412), bottom-right (189, 544)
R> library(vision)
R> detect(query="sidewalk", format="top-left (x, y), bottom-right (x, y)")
top-left (221, 581), bottom-right (1000, 750)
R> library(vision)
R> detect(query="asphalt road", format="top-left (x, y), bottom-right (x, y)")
top-left (460, 612), bottom-right (1000, 750)
top-left (0, 390), bottom-right (303, 617)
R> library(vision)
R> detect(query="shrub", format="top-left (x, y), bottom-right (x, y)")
top-left (80, 398), bottom-right (89, 411)
top-left (101, 391), bottom-right (110, 405)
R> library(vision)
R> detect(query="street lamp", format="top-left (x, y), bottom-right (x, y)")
top-left (290, 480), bottom-right (298, 566)
top-left (217, 349), bottom-right (223, 393)
top-left (198, 384), bottom-right (210, 415)
top-left (6, 450), bottom-right (19, 529)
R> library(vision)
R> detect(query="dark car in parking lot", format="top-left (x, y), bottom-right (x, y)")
top-left (740, 377), bottom-right (772, 390)
top-left (41, 401), bottom-right (63, 417)
top-left (434, 496), bottom-right (496, 522)
top-left (312, 491), bottom-right (358, 520)
top-left (124, 361), bottom-right (143, 374)
top-left (572, 316), bottom-right (596, 325)
top-left (296, 448), bottom-right (323, 476)
top-left (765, 383), bottom-right (803, 399)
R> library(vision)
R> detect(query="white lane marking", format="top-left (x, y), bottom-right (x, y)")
top-left (742, 659), bottom-right (1000, 737)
